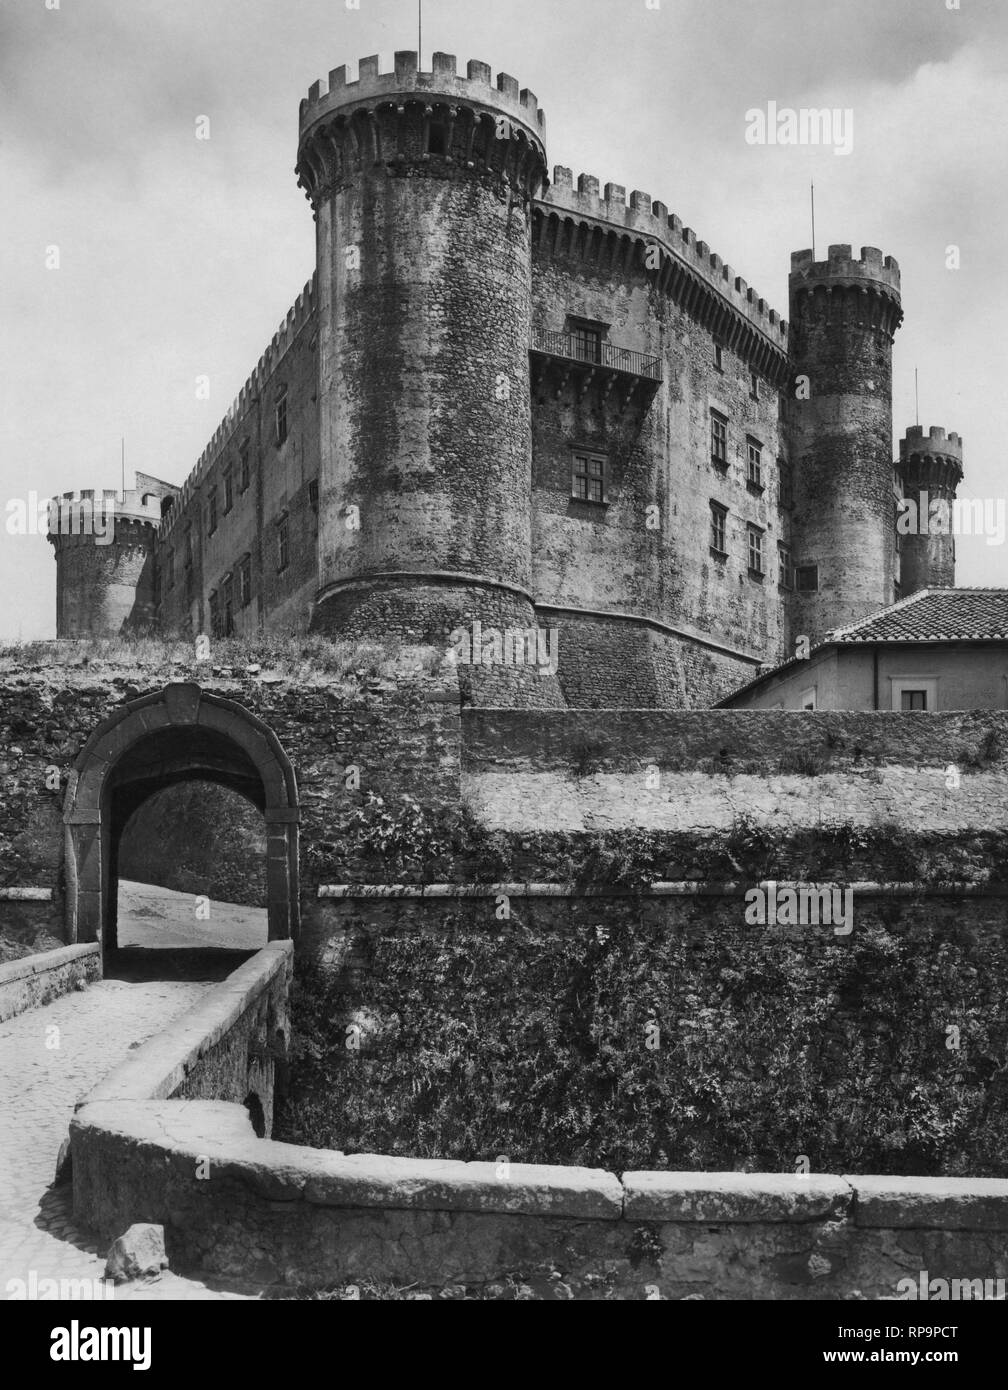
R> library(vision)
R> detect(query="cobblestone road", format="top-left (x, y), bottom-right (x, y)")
top-left (0, 973), bottom-right (259, 1302)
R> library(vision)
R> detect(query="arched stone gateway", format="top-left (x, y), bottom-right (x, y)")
top-left (63, 683), bottom-right (299, 955)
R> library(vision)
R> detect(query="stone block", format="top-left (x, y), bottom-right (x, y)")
top-left (623, 1171), bottom-right (853, 1223)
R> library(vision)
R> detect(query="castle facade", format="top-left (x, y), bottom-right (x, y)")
top-left (49, 52), bottom-right (964, 708)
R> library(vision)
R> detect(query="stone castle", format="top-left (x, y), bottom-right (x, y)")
top-left (48, 51), bottom-right (965, 708)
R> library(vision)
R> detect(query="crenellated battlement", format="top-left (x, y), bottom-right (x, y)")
top-left (789, 245), bottom-right (902, 339)
top-left (47, 485), bottom-right (164, 539)
top-left (157, 275), bottom-right (317, 542)
top-left (900, 424), bottom-right (964, 461)
top-left (536, 165), bottom-right (789, 366)
top-left (296, 53), bottom-right (547, 212)
top-left (299, 51), bottom-right (545, 139)
top-left (790, 244), bottom-right (901, 297)
top-left (898, 425), bottom-right (965, 499)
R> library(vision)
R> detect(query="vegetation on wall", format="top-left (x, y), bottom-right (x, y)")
top-left (278, 913), bottom-right (1008, 1178)
top-left (307, 794), bottom-right (1008, 892)
top-left (281, 794), bottom-right (1008, 1176)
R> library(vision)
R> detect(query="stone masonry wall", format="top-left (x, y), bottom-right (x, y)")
top-left (0, 943), bottom-right (101, 1023)
top-left (0, 650), bottom-right (462, 949)
top-left (537, 609), bottom-right (756, 709)
top-left (531, 213), bottom-right (791, 680)
top-left (461, 707), bottom-right (1008, 839)
top-left (70, 1090), bottom-right (1008, 1298)
top-left (156, 287), bottom-right (320, 640)
top-left (79, 941), bottom-right (292, 1138)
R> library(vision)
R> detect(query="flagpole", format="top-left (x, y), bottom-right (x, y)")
top-left (810, 182), bottom-right (815, 259)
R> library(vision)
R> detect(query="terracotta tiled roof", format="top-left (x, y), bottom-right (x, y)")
top-left (828, 589), bottom-right (1008, 643)
top-left (716, 589), bottom-right (1008, 705)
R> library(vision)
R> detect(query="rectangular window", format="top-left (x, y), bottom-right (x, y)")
top-left (275, 391), bottom-right (288, 447)
top-left (184, 527), bottom-right (193, 571)
top-left (208, 590), bottom-right (220, 639)
top-left (891, 677), bottom-right (937, 712)
top-left (239, 554), bottom-right (252, 608)
top-left (800, 687), bottom-right (817, 712)
top-left (794, 563), bottom-right (819, 592)
top-left (571, 325), bottom-right (602, 364)
top-left (713, 342), bottom-right (724, 372)
top-left (223, 575), bottom-right (234, 636)
top-left (208, 487), bottom-right (218, 536)
top-left (710, 501), bottom-right (727, 555)
top-left (166, 549), bottom-right (175, 591)
top-left (239, 443), bottom-right (251, 493)
top-left (710, 411), bottom-right (728, 466)
top-left (747, 525), bottom-right (764, 576)
top-left (224, 468), bottom-right (233, 515)
top-left (779, 462), bottom-right (794, 510)
top-left (750, 370), bottom-right (759, 400)
top-left (778, 544), bottom-right (792, 588)
top-left (571, 452), bottom-right (606, 503)
top-left (747, 439), bottom-right (763, 489)
top-left (277, 515), bottom-right (290, 571)
top-left (309, 479), bottom-right (319, 513)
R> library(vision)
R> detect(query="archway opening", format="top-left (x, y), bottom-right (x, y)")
top-left (65, 684), bottom-right (300, 976)
top-left (113, 778), bottom-right (268, 981)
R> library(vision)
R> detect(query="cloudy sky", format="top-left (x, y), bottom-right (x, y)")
top-left (1, 0), bottom-right (1005, 640)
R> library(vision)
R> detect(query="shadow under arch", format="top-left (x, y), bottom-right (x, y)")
top-left (63, 682), bottom-right (299, 960)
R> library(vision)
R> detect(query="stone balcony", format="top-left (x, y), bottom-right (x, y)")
top-left (530, 328), bottom-right (662, 411)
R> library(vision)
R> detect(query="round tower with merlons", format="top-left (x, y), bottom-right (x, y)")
top-left (787, 244), bottom-right (903, 641)
top-left (296, 51), bottom-right (548, 647)
top-left (897, 425), bottom-right (964, 595)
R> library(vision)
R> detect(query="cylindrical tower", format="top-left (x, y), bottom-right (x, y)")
top-left (48, 488), bottom-right (162, 637)
top-left (787, 244), bottom-right (903, 640)
top-left (897, 425), bottom-right (963, 595)
top-left (296, 51), bottom-right (548, 644)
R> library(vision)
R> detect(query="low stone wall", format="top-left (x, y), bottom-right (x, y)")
top-left (69, 937), bottom-right (1008, 1297)
top-left (77, 940), bottom-right (292, 1135)
top-left (69, 1098), bottom-right (1008, 1297)
top-left (0, 943), bottom-right (101, 1023)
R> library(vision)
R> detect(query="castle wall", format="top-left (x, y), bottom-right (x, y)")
top-left (535, 608), bottom-right (756, 708)
top-left (156, 288), bottom-right (319, 640)
top-left (529, 176), bottom-right (792, 706)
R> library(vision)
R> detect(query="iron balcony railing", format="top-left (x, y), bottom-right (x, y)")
top-left (531, 328), bottom-right (662, 381)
